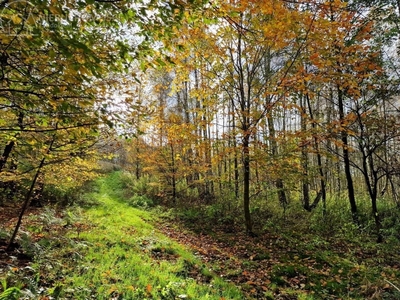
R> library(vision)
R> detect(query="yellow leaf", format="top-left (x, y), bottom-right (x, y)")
top-left (108, 285), bottom-right (117, 294)
top-left (26, 15), bottom-right (36, 25)
top-left (11, 15), bottom-right (22, 24)
top-left (76, 55), bottom-right (85, 64)
top-left (49, 5), bottom-right (62, 15)
top-left (0, 34), bottom-right (11, 43)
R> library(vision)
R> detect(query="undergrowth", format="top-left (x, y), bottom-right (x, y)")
top-left (114, 170), bottom-right (400, 299)
top-left (0, 172), bottom-right (243, 299)
top-left (2, 171), bottom-right (400, 299)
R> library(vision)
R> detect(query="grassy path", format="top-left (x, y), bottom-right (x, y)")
top-left (58, 177), bottom-right (243, 299)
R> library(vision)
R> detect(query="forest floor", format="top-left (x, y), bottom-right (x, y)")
top-left (158, 215), bottom-right (400, 299)
top-left (1, 176), bottom-right (400, 299)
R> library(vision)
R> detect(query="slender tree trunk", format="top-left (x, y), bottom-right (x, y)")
top-left (335, 143), bottom-right (341, 195)
top-left (135, 141), bottom-right (140, 180)
top-left (215, 115), bottom-right (222, 195)
top-left (357, 108), bottom-right (383, 242)
top-left (242, 133), bottom-right (252, 234)
top-left (267, 113), bottom-right (287, 209)
top-left (169, 143), bottom-right (177, 205)
top-left (0, 141), bottom-right (15, 173)
top-left (360, 149), bottom-right (382, 242)
top-left (7, 164), bottom-right (44, 250)
top-left (193, 67), bottom-right (203, 194)
top-left (232, 114), bottom-right (239, 199)
top-left (337, 87), bottom-right (358, 223)
top-left (254, 138), bottom-right (260, 192)
top-left (203, 104), bottom-right (214, 203)
top-left (306, 93), bottom-right (326, 213)
top-left (7, 136), bottom-right (55, 251)
top-left (369, 163), bottom-right (382, 243)
top-left (300, 95), bottom-right (310, 210)
top-left (389, 177), bottom-right (400, 208)
top-left (1, 112), bottom-right (24, 200)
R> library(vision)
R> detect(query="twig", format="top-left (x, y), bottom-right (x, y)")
top-left (384, 279), bottom-right (400, 292)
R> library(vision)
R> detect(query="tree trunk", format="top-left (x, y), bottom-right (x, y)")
top-left (306, 93), bottom-right (327, 213)
top-left (300, 95), bottom-right (310, 210)
top-left (389, 177), bottom-right (400, 208)
top-left (361, 150), bottom-right (382, 242)
top-left (242, 134), bottom-right (252, 234)
top-left (232, 112), bottom-right (240, 199)
top-left (0, 141), bottom-right (15, 173)
top-left (337, 87), bottom-right (358, 223)
top-left (7, 135), bottom-right (55, 251)
top-left (135, 142), bottom-right (140, 180)
top-left (0, 112), bottom-right (24, 200)
top-left (169, 143), bottom-right (177, 205)
top-left (357, 114), bottom-right (383, 242)
top-left (267, 113), bottom-right (287, 209)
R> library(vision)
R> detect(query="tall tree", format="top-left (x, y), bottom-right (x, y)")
top-left (171, 0), bottom-right (311, 233)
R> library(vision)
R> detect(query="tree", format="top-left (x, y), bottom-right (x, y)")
top-left (291, 0), bottom-right (385, 223)
top-left (1, 0), bottom-right (208, 246)
top-left (164, 0), bottom-right (315, 233)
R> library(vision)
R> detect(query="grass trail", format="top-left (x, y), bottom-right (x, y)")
top-left (60, 176), bottom-right (243, 299)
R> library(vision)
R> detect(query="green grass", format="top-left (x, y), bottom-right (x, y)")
top-left (2, 174), bottom-right (243, 299)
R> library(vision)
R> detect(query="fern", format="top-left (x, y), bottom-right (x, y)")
top-left (0, 287), bottom-right (21, 300)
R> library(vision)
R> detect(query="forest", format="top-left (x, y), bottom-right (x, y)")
top-left (1, 0), bottom-right (400, 299)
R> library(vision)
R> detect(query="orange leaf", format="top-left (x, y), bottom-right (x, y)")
top-left (310, 53), bottom-right (319, 60)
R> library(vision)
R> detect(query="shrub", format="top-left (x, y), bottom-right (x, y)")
top-left (127, 195), bottom-right (154, 209)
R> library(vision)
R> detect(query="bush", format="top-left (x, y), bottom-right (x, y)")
top-left (127, 195), bottom-right (154, 209)
top-left (114, 171), bottom-right (162, 202)
top-left (41, 180), bottom-right (100, 207)
top-left (132, 176), bottom-right (161, 200)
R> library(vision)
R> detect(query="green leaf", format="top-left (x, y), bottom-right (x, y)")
top-left (0, 287), bottom-right (21, 300)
